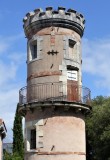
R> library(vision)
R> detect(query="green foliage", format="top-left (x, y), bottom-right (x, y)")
top-left (86, 96), bottom-right (110, 160)
top-left (4, 151), bottom-right (22, 160)
top-left (13, 103), bottom-right (24, 159)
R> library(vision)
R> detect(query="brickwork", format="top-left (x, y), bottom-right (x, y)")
top-left (27, 71), bottom-right (61, 81)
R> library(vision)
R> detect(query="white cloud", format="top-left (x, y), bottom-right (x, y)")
top-left (0, 87), bottom-right (19, 142)
top-left (82, 37), bottom-right (110, 89)
top-left (0, 42), bottom-right (9, 53)
top-left (8, 52), bottom-right (26, 64)
top-left (0, 33), bottom-right (24, 55)
top-left (6, 33), bottom-right (24, 42)
top-left (0, 61), bottom-right (17, 86)
top-left (0, 33), bottom-right (25, 142)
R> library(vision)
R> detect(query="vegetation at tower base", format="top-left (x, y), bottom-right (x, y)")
top-left (4, 151), bottom-right (23, 160)
top-left (86, 96), bottom-right (110, 160)
top-left (3, 104), bottom-right (24, 160)
top-left (12, 103), bottom-right (24, 160)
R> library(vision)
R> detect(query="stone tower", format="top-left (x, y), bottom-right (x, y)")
top-left (19, 7), bottom-right (91, 160)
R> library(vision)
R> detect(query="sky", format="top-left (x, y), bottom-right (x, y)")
top-left (0, 0), bottom-right (110, 142)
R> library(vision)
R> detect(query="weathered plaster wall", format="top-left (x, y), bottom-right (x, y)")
top-left (27, 27), bottom-right (81, 84)
top-left (25, 107), bottom-right (86, 160)
top-left (27, 27), bottom-right (82, 102)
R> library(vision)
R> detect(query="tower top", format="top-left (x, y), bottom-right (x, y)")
top-left (23, 7), bottom-right (85, 38)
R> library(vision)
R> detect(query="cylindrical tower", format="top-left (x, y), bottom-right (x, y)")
top-left (19, 7), bottom-right (91, 160)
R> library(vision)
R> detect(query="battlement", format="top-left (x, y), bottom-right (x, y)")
top-left (23, 7), bottom-right (85, 38)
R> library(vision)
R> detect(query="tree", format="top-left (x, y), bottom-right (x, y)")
top-left (13, 103), bottom-right (24, 159)
top-left (86, 96), bottom-right (110, 160)
top-left (4, 151), bottom-right (22, 160)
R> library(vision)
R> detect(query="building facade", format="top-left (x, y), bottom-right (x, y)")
top-left (0, 119), bottom-right (6, 160)
top-left (19, 7), bottom-right (91, 160)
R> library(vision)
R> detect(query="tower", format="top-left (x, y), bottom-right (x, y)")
top-left (19, 7), bottom-right (91, 160)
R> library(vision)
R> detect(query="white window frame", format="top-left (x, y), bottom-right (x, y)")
top-left (27, 36), bottom-right (43, 63)
top-left (63, 36), bottom-right (76, 60)
top-left (26, 126), bottom-right (37, 151)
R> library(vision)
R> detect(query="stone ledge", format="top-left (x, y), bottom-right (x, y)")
top-left (19, 100), bottom-right (91, 116)
top-left (23, 7), bottom-right (85, 38)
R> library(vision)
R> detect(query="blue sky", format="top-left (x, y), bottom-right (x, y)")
top-left (0, 0), bottom-right (110, 142)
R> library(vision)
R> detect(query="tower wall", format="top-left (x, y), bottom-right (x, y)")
top-left (25, 108), bottom-right (86, 160)
top-left (27, 27), bottom-right (82, 102)
top-left (19, 7), bottom-right (91, 160)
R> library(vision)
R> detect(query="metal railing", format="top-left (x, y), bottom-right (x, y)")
top-left (19, 82), bottom-right (91, 106)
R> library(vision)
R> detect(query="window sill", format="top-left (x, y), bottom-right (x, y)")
top-left (64, 57), bottom-right (80, 64)
top-left (28, 57), bottom-right (42, 64)
top-left (26, 149), bottom-right (38, 153)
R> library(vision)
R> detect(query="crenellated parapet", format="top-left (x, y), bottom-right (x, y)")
top-left (23, 7), bottom-right (85, 38)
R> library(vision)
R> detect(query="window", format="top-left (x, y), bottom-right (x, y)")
top-left (31, 41), bottom-right (37, 60)
top-left (69, 39), bottom-right (76, 48)
top-left (30, 129), bottom-right (36, 149)
top-left (28, 36), bottom-right (43, 62)
top-left (33, 44), bottom-right (37, 59)
top-left (69, 39), bottom-right (76, 59)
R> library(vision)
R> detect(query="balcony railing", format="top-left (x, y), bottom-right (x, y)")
top-left (19, 82), bottom-right (91, 106)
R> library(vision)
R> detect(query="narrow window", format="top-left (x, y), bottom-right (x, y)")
top-left (30, 129), bottom-right (36, 149)
top-left (31, 41), bottom-right (37, 60)
top-left (69, 39), bottom-right (76, 59)
top-left (69, 39), bottom-right (76, 48)
top-left (33, 44), bottom-right (37, 59)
